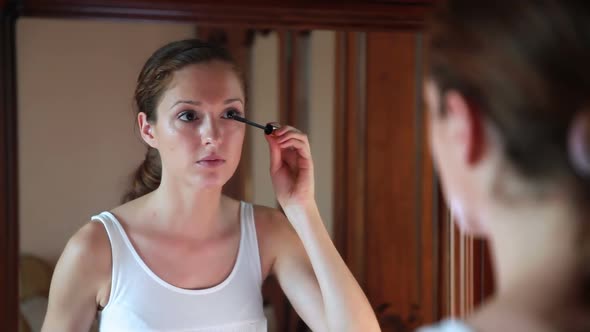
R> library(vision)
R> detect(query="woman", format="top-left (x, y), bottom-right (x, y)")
top-left (419, 1), bottom-right (590, 331)
top-left (42, 39), bottom-right (380, 332)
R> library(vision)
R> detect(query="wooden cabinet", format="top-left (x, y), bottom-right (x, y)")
top-left (334, 31), bottom-right (439, 331)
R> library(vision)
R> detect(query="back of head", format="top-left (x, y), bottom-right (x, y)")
top-left (427, 0), bottom-right (590, 299)
top-left (122, 39), bottom-right (242, 203)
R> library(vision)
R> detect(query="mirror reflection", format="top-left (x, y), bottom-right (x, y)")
top-left (17, 17), bottom-right (337, 332)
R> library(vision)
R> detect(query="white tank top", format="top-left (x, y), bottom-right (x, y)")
top-left (91, 201), bottom-right (267, 332)
top-left (417, 319), bottom-right (473, 332)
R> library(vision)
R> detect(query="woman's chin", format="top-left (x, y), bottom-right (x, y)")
top-left (180, 169), bottom-right (223, 189)
top-left (452, 210), bottom-right (487, 237)
top-left (450, 199), bottom-right (474, 234)
top-left (185, 164), bottom-right (237, 191)
top-left (192, 177), bottom-right (227, 190)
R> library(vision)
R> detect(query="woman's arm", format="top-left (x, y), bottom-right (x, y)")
top-left (42, 222), bottom-right (111, 332)
top-left (265, 126), bottom-right (380, 332)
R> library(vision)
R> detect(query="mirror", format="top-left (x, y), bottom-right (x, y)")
top-left (16, 17), bottom-right (337, 331)
top-left (7, 3), bottom-right (473, 331)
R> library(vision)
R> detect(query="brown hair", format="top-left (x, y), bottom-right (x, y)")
top-left (122, 39), bottom-right (243, 203)
top-left (428, 0), bottom-right (590, 299)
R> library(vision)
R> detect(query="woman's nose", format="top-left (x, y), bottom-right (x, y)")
top-left (200, 116), bottom-right (222, 146)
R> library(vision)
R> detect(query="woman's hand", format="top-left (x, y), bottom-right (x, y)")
top-left (265, 124), bottom-right (315, 208)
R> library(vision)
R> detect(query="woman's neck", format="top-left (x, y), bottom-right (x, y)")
top-left (484, 195), bottom-right (586, 320)
top-left (145, 178), bottom-right (229, 238)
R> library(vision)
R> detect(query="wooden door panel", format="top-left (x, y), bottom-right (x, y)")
top-left (365, 31), bottom-right (438, 331)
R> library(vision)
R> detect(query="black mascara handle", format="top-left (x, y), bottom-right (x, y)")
top-left (264, 124), bottom-right (276, 135)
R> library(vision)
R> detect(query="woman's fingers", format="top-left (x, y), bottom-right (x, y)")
top-left (273, 125), bottom-right (303, 137)
top-left (278, 138), bottom-right (311, 160)
top-left (266, 124), bottom-right (313, 171)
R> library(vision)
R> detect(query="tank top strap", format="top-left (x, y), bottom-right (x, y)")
top-left (240, 202), bottom-right (263, 286)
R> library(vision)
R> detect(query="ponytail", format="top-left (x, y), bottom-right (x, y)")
top-left (121, 147), bottom-right (161, 203)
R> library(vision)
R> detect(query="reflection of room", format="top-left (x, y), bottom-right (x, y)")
top-left (16, 18), bottom-right (335, 332)
top-left (2, 2), bottom-right (496, 331)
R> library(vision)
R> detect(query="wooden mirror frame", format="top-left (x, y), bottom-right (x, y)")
top-left (1, 1), bottom-right (493, 330)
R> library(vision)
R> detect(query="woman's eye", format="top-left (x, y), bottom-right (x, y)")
top-left (178, 111), bottom-right (198, 122)
top-left (223, 109), bottom-right (242, 119)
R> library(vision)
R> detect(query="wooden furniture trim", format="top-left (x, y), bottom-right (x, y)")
top-left (0, 1), bottom-right (19, 330)
top-left (17, 0), bottom-right (433, 31)
top-left (334, 31), bottom-right (368, 287)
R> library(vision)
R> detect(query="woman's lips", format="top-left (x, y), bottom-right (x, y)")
top-left (197, 159), bottom-right (225, 167)
top-left (197, 155), bottom-right (226, 168)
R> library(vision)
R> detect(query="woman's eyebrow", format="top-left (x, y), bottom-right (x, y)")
top-left (169, 98), bottom-right (243, 109)
top-left (170, 100), bottom-right (201, 109)
top-left (224, 98), bottom-right (244, 105)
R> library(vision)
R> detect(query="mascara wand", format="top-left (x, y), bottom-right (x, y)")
top-left (225, 110), bottom-right (277, 135)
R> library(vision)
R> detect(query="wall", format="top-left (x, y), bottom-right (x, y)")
top-left (17, 18), bottom-right (196, 264)
top-left (309, 31), bottom-right (335, 236)
top-left (249, 32), bottom-right (280, 209)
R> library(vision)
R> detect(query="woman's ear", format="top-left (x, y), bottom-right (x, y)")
top-left (138, 112), bottom-right (158, 149)
top-left (444, 90), bottom-right (486, 167)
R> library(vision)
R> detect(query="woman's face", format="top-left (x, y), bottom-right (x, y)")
top-left (424, 79), bottom-right (488, 235)
top-left (146, 61), bottom-right (246, 190)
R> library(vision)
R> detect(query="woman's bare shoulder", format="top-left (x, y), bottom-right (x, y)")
top-left (251, 204), bottom-right (290, 234)
top-left (47, 220), bottom-right (112, 311)
top-left (59, 220), bottom-right (112, 281)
